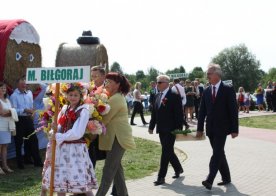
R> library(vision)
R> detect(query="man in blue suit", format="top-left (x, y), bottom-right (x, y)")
top-left (196, 63), bottom-right (239, 190)
top-left (149, 75), bottom-right (184, 186)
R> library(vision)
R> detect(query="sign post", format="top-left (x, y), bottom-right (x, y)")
top-left (26, 66), bottom-right (90, 196)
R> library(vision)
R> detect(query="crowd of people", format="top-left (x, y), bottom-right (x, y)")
top-left (236, 81), bottom-right (276, 113)
top-left (127, 78), bottom-right (206, 128)
top-left (0, 63), bottom-right (276, 195)
top-left (127, 76), bottom-right (276, 128)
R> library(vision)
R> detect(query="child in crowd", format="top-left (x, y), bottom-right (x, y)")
top-left (244, 92), bottom-right (250, 113)
top-left (41, 84), bottom-right (97, 196)
top-left (237, 87), bottom-right (245, 112)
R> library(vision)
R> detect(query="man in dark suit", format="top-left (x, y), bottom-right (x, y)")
top-left (196, 63), bottom-right (239, 190)
top-left (194, 78), bottom-right (204, 119)
top-left (148, 75), bottom-right (184, 186)
top-left (272, 82), bottom-right (276, 112)
top-left (149, 81), bottom-right (157, 112)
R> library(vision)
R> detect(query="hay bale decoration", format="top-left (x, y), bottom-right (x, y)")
top-left (0, 19), bottom-right (41, 93)
top-left (55, 30), bottom-right (109, 71)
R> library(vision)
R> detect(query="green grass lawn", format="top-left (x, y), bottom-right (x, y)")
top-left (239, 114), bottom-right (276, 130)
top-left (0, 137), bottom-right (161, 196)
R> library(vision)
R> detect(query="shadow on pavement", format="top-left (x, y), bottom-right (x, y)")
top-left (160, 176), bottom-right (249, 196)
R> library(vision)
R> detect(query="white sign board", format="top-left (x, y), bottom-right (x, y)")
top-left (223, 80), bottom-right (233, 86)
top-left (26, 66), bottom-right (90, 84)
top-left (168, 73), bottom-right (189, 79)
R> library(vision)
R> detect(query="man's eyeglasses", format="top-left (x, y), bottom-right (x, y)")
top-left (157, 81), bottom-right (167, 84)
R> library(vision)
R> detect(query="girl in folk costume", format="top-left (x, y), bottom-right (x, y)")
top-left (41, 83), bottom-right (97, 196)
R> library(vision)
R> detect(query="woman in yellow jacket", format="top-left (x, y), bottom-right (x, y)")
top-left (96, 72), bottom-right (136, 196)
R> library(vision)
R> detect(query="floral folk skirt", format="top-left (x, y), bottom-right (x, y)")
top-left (42, 141), bottom-right (98, 193)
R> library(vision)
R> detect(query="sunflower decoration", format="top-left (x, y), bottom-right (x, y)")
top-left (35, 84), bottom-right (67, 135)
top-left (59, 96), bottom-right (67, 106)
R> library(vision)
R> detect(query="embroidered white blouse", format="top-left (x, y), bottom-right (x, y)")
top-left (55, 104), bottom-right (89, 146)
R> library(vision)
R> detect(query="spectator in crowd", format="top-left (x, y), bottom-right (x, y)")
top-left (180, 80), bottom-right (185, 87)
top-left (194, 79), bottom-right (204, 119)
top-left (271, 82), bottom-right (276, 112)
top-left (148, 75), bottom-right (184, 186)
top-left (244, 92), bottom-right (251, 113)
top-left (10, 77), bottom-right (43, 169)
top-left (197, 63), bottom-right (238, 190)
top-left (130, 82), bottom-right (148, 126)
top-left (185, 79), bottom-right (196, 122)
top-left (171, 78), bottom-right (189, 130)
top-left (237, 87), bottom-right (246, 112)
top-left (149, 81), bottom-right (158, 112)
top-left (33, 83), bottom-right (48, 149)
top-left (0, 82), bottom-right (17, 174)
top-left (266, 81), bottom-right (273, 111)
top-left (96, 72), bottom-right (136, 196)
top-left (169, 82), bottom-right (174, 88)
top-left (125, 91), bottom-right (133, 115)
top-left (255, 84), bottom-right (265, 111)
top-left (143, 92), bottom-right (149, 112)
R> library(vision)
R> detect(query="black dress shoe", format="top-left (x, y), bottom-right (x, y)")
top-left (154, 177), bottom-right (165, 186)
top-left (217, 181), bottom-right (231, 186)
top-left (17, 164), bottom-right (25, 169)
top-left (185, 125), bottom-right (190, 130)
top-left (172, 168), bottom-right (184, 178)
top-left (143, 122), bottom-right (149, 125)
top-left (24, 159), bottom-right (34, 165)
top-left (130, 123), bottom-right (137, 125)
top-left (34, 163), bottom-right (43, 167)
top-left (202, 180), bottom-right (212, 190)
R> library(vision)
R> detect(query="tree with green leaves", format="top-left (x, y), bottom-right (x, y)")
top-left (110, 61), bottom-right (123, 74)
top-left (188, 67), bottom-right (204, 81)
top-left (147, 67), bottom-right (159, 82)
top-left (135, 70), bottom-right (146, 81)
top-left (262, 68), bottom-right (276, 85)
top-left (165, 65), bottom-right (186, 75)
top-left (211, 44), bottom-right (263, 92)
top-left (125, 73), bottom-right (136, 87)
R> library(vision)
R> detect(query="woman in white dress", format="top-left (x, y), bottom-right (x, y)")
top-left (41, 84), bottom-right (97, 196)
top-left (0, 82), bottom-right (16, 174)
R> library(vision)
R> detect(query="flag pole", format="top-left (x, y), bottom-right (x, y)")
top-left (49, 83), bottom-right (60, 196)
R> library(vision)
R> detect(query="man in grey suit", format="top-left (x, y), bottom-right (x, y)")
top-left (196, 64), bottom-right (239, 190)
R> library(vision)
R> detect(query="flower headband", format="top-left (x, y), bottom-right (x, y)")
top-left (60, 82), bottom-right (87, 95)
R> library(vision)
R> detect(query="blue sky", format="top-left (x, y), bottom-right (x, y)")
top-left (1, 0), bottom-right (276, 74)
